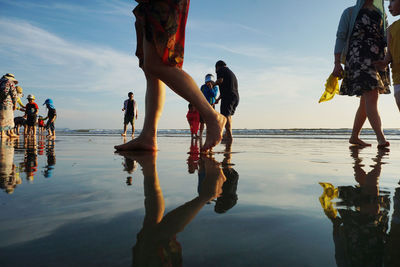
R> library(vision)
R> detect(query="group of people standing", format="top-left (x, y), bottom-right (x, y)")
top-left (0, 73), bottom-right (57, 139)
top-left (187, 61), bottom-right (239, 142)
top-left (333, 0), bottom-right (400, 148)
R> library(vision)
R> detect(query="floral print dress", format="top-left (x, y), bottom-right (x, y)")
top-left (0, 78), bottom-right (17, 131)
top-left (340, 8), bottom-right (390, 96)
top-left (133, 0), bottom-right (190, 69)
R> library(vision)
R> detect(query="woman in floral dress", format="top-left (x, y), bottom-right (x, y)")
top-left (0, 73), bottom-right (18, 139)
top-left (333, 0), bottom-right (390, 148)
top-left (114, 0), bottom-right (226, 152)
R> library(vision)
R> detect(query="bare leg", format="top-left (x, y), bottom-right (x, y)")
top-left (364, 89), bottom-right (387, 146)
top-left (122, 124), bottom-right (127, 136)
top-left (141, 39), bottom-right (225, 151)
top-left (115, 74), bottom-right (165, 151)
top-left (224, 116), bottom-right (233, 141)
top-left (131, 123), bottom-right (135, 137)
top-left (199, 122), bottom-right (205, 139)
top-left (349, 96), bottom-right (371, 146)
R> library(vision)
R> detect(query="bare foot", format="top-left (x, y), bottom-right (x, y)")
top-left (121, 133), bottom-right (126, 137)
top-left (377, 141), bottom-right (390, 149)
top-left (349, 137), bottom-right (371, 147)
top-left (114, 134), bottom-right (157, 151)
top-left (202, 114), bottom-right (227, 152)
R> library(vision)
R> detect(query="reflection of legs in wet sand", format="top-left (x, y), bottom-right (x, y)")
top-left (385, 184), bottom-right (400, 265)
top-left (319, 146), bottom-right (390, 266)
top-left (216, 140), bottom-right (239, 213)
top-left (116, 151), bottom-right (225, 266)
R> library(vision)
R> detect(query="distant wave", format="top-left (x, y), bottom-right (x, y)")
top-left (55, 128), bottom-right (400, 140)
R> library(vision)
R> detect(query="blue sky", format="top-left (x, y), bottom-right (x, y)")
top-left (1, 0), bottom-right (399, 129)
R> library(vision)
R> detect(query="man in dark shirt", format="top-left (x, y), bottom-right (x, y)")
top-left (215, 60), bottom-right (239, 141)
top-left (122, 92), bottom-right (138, 137)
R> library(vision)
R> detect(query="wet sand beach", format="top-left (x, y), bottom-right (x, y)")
top-left (1, 133), bottom-right (400, 266)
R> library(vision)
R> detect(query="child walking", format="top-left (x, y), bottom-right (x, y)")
top-left (375, 0), bottom-right (400, 110)
top-left (114, 0), bottom-right (226, 152)
top-left (186, 103), bottom-right (200, 139)
top-left (43, 98), bottom-right (57, 138)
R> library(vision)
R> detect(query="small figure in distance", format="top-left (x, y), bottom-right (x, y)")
top-left (121, 92), bottom-right (138, 137)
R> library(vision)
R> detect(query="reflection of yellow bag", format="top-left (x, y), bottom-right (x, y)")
top-left (318, 74), bottom-right (341, 103)
top-left (319, 182), bottom-right (339, 220)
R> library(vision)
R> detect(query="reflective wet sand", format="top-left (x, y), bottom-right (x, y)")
top-left (1, 136), bottom-right (400, 266)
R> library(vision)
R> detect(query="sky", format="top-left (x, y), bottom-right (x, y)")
top-left (0, 0), bottom-right (399, 130)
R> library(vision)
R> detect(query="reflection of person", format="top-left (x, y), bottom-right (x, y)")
top-left (215, 140), bottom-right (239, 214)
top-left (24, 136), bottom-right (38, 181)
top-left (214, 60), bottom-right (239, 142)
top-left (0, 73), bottom-right (18, 139)
top-left (199, 74), bottom-right (219, 138)
top-left (114, 0), bottom-right (226, 152)
top-left (122, 151), bottom-right (138, 186)
top-left (121, 92), bottom-right (138, 137)
top-left (116, 151), bottom-right (225, 266)
top-left (187, 137), bottom-right (199, 174)
top-left (319, 146), bottom-right (390, 266)
top-left (333, 0), bottom-right (390, 148)
top-left (186, 103), bottom-right (200, 139)
top-left (43, 139), bottom-right (56, 178)
top-left (0, 139), bottom-right (20, 194)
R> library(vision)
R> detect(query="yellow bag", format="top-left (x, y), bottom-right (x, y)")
top-left (318, 182), bottom-right (339, 220)
top-left (318, 74), bottom-right (341, 103)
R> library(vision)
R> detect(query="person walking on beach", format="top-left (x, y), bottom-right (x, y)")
top-left (114, 0), bottom-right (226, 152)
top-left (0, 73), bottom-right (18, 139)
top-left (214, 60), bottom-right (239, 142)
top-left (374, 0), bottom-right (400, 112)
top-left (332, 0), bottom-right (390, 148)
top-left (121, 92), bottom-right (138, 137)
top-left (199, 74), bottom-right (219, 138)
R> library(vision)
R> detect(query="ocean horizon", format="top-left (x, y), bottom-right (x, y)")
top-left (54, 128), bottom-right (400, 140)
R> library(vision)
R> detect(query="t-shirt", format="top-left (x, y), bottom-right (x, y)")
top-left (216, 66), bottom-right (239, 101)
top-left (47, 108), bottom-right (56, 120)
top-left (25, 102), bottom-right (38, 117)
top-left (123, 99), bottom-right (138, 117)
top-left (200, 84), bottom-right (218, 105)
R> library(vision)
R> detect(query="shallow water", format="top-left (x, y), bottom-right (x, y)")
top-left (1, 135), bottom-right (400, 266)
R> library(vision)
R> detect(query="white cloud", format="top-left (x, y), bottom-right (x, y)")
top-left (0, 18), bottom-right (142, 95)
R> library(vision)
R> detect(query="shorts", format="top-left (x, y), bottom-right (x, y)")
top-left (394, 84), bottom-right (400, 95)
top-left (220, 98), bottom-right (239, 117)
top-left (26, 115), bottom-right (37, 126)
top-left (133, 0), bottom-right (189, 68)
top-left (46, 121), bottom-right (55, 131)
top-left (124, 114), bottom-right (135, 126)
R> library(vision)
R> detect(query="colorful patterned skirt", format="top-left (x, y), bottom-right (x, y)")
top-left (0, 105), bottom-right (15, 131)
top-left (340, 8), bottom-right (390, 97)
top-left (133, 0), bottom-right (190, 68)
